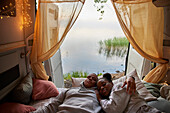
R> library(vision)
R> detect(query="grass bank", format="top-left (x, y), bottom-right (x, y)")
top-left (64, 71), bottom-right (102, 80)
top-left (99, 37), bottom-right (129, 47)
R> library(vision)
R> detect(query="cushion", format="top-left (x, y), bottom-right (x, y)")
top-left (32, 79), bottom-right (59, 100)
top-left (71, 76), bottom-right (103, 87)
top-left (0, 102), bottom-right (36, 113)
top-left (160, 85), bottom-right (170, 101)
top-left (71, 77), bottom-right (86, 87)
top-left (147, 97), bottom-right (170, 113)
top-left (11, 73), bottom-right (33, 104)
top-left (113, 69), bottom-right (157, 101)
top-left (143, 82), bottom-right (162, 98)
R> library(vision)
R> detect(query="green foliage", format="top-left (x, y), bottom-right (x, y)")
top-left (64, 71), bottom-right (89, 80)
top-left (64, 71), bottom-right (103, 80)
top-left (94, 0), bottom-right (108, 20)
top-left (99, 37), bottom-right (129, 47)
top-left (98, 37), bottom-right (129, 58)
top-left (97, 73), bottom-right (103, 76)
top-left (94, 0), bottom-right (107, 4)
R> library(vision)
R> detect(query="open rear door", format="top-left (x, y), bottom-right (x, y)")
top-left (43, 4), bottom-right (64, 88)
top-left (126, 44), bottom-right (152, 79)
top-left (44, 49), bottom-right (64, 88)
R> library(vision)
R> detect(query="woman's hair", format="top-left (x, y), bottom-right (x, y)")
top-left (103, 73), bottom-right (112, 82)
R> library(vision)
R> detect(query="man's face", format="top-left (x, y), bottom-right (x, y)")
top-left (84, 73), bottom-right (98, 88)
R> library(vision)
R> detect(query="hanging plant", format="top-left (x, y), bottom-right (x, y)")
top-left (93, 0), bottom-right (108, 20)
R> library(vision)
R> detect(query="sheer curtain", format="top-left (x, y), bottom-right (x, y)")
top-left (111, 0), bottom-right (169, 83)
top-left (30, 0), bottom-right (85, 80)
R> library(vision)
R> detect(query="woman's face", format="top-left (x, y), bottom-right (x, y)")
top-left (97, 79), bottom-right (113, 98)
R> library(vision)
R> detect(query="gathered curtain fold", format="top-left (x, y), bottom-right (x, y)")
top-left (111, 0), bottom-right (169, 83)
top-left (30, 0), bottom-right (85, 80)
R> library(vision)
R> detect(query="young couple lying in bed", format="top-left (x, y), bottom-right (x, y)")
top-left (34, 73), bottom-right (160, 113)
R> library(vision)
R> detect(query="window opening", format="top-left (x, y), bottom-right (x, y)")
top-left (60, 0), bottom-right (128, 87)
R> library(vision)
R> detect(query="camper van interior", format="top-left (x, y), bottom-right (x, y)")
top-left (0, 0), bottom-right (170, 113)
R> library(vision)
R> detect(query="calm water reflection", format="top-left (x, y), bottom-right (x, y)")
top-left (61, 36), bottom-right (128, 74)
top-left (98, 46), bottom-right (128, 58)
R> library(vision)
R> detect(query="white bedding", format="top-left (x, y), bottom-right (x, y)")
top-left (30, 88), bottom-right (67, 112)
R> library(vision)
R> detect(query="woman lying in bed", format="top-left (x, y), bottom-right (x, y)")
top-left (95, 73), bottom-right (161, 113)
top-left (33, 73), bottom-right (136, 113)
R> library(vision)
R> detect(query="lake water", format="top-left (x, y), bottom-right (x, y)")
top-left (60, 0), bottom-right (127, 75)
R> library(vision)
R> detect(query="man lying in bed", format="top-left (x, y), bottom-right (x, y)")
top-left (33, 73), bottom-right (136, 113)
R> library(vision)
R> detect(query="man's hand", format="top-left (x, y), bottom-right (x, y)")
top-left (95, 90), bottom-right (101, 102)
top-left (121, 77), bottom-right (136, 95)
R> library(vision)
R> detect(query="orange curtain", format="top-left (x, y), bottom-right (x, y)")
top-left (30, 0), bottom-right (85, 80)
top-left (111, 0), bottom-right (169, 83)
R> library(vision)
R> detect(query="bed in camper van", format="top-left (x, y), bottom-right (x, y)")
top-left (0, 54), bottom-right (170, 113)
top-left (0, 0), bottom-right (170, 113)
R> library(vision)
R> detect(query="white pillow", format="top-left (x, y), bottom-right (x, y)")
top-left (71, 77), bottom-right (86, 87)
top-left (71, 75), bottom-right (103, 87)
top-left (113, 69), bottom-right (157, 101)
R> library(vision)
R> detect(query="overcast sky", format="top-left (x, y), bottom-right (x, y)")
top-left (64, 0), bottom-right (124, 40)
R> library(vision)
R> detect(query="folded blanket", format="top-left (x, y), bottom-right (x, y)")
top-left (160, 85), bottom-right (170, 101)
